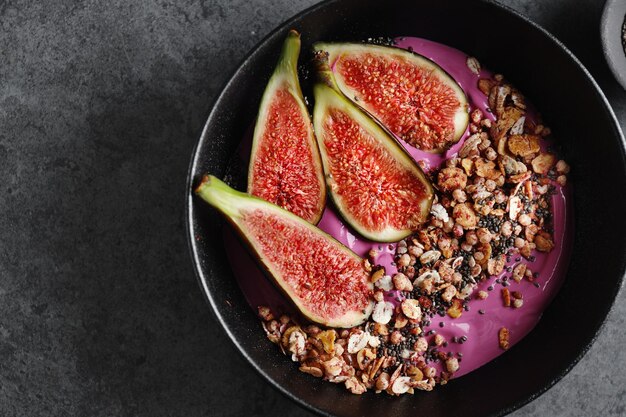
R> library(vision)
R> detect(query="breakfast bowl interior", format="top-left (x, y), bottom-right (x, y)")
top-left (187, 0), bottom-right (626, 416)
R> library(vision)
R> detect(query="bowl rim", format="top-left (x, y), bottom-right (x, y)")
top-left (185, 1), bottom-right (626, 415)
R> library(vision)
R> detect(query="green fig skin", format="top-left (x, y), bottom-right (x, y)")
top-left (195, 175), bottom-right (374, 328)
top-left (312, 83), bottom-right (435, 242)
top-left (247, 30), bottom-right (326, 224)
top-left (313, 42), bottom-right (469, 154)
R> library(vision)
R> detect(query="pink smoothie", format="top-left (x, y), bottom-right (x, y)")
top-left (224, 37), bottom-right (573, 378)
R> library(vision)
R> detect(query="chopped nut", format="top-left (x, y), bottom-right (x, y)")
top-left (478, 78), bottom-right (495, 95)
top-left (438, 167), bottom-right (468, 192)
top-left (488, 254), bottom-right (506, 276)
top-left (373, 322), bottom-right (389, 336)
top-left (394, 313), bottom-right (409, 329)
top-left (347, 330), bottom-right (371, 354)
top-left (390, 330), bottom-right (405, 345)
top-left (370, 267), bottom-right (385, 283)
top-left (401, 299), bottom-right (422, 320)
top-left (391, 376), bottom-right (412, 395)
top-left (414, 337), bottom-right (428, 353)
top-left (475, 158), bottom-right (501, 179)
top-left (299, 364), bottom-right (323, 378)
top-left (453, 203), bottom-right (478, 229)
top-left (512, 263), bottom-right (527, 283)
top-left (345, 376), bottom-right (367, 394)
top-left (257, 306), bottom-right (274, 321)
top-left (557, 175), bottom-right (567, 187)
top-left (513, 298), bottom-right (524, 309)
top-left (477, 290), bottom-right (489, 300)
top-left (508, 134), bottom-right (541, 157)
top-left (434, 334), bottom-right (445, 346)
top-left (501, 288), bottom-right (511, 307)
top-left (393, 273), bottom-right (413, 291)
top-left (556, 160), bottom-right (570, 174)
top-left (445, 357), bottom-right (460, 373)
top-left (423, 366), bottom-right (436, 379)
top-left (322, 357), bottom-right (343, 377)
top-left (534, 231), bottom-right (555, 252)
top-left (447, 299), bottom-right (463, 318)
top-left (316, 330), bottom-right (336, 354)
top-left (459, 133), bottom-right (482, 158)
top-left (499, 327), bottom-right (510, 350)
top-left (420, 250), bottom-right (442, 264)
top-left (406, 366), bottom-right (424, 381)
top-left (356, 348), bottom-right (376, 370)
top-left (441, 285), bottom-right (457, 302)
top-left (466, 56), bottom-right (481, 75)
top-left (375, 275), bottom-right (393, 291)
top-left (531, 153), bottom-right (556, 175)
top-left (372, 301), bottom-right (394, 324)
top-left (397, 253), bottom-right (411, 267)
top-left (375, 372), bottom-right (390, 392)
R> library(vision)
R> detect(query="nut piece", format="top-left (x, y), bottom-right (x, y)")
top-left (393, 273), bottom-right (413, 291)
top-left (534, 231), bottom-right (555, 252)
top-left (370, 267), bottom-right (385, 283)
top-left (420, 250), bottom-right (442, 264)
top-left (257, 306), bottom-right (274, 321)
top-left (447, 299), bottom-right (464, 319)
top-left (531, 153), bottom-right (556, 175)
top-left (512, 263), bottom-right (527, 283)
top-left (508, 134), bottom-right (541, 157)
top-left (345, 376), bottom-right (367, 394)
top-left (299, 364), bottom-right (323, 378)
top-left (453, 203), bottom-right (478, 229)
top-left (322, 357), bottom-right (343, 377)
top-left (499, 327), bottom-right (510, 350)
top-left (401, 299), bottom-right (423, 320)
top-left (414, 337), bottom-right (428, 353)
top-left (501, 288), bottom-right (511, 307)
top-left (375, 372), bottom-right (390, 392)
top-left (316, 330), bottom-right (336, 354)
top-left (356, 348), bottom-right (376, 370)
top-left (466, 56), bottom-right (481, 75)
top-left (438, 167), bottom-right (468, 192)
top-left (372, 301), bottom-right (394, 324)
top-left (513, 298), bottom-right (524, 309)
top-left (347, 331), bottom-right (370, 354)
top-left (446, 357), bottom-right (460, 373)
top-left (391, 376), bottom-right (412, 395)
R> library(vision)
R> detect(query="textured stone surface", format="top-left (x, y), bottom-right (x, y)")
top-left (0, 0), bottom-right (624, 416)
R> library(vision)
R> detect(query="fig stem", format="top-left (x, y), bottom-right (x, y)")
top-left (195, 175), bottom-right (244, 219)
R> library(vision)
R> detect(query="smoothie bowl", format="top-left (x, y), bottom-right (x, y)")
top-left (187, 0), bottom-right (626, 416)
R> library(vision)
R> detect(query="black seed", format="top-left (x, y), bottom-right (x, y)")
top-left (488, 286), bottom-right (494, 291)
top-left (479, 309), bottom-right (485, 315)
top-left (534, 282), bottom-right (541, 288)
top-left (439, 322), bottom-right (445, 328)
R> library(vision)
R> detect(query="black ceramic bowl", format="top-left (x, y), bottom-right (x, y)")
top-left (186, 1), bottom-right (626, 416)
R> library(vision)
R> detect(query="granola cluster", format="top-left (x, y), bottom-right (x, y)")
top-left (256, 65), bottom-right (570, 396)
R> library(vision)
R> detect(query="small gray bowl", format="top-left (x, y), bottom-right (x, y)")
top-left (601, 0), bottom-right (626, 89)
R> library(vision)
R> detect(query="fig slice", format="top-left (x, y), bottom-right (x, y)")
top-left (247, 30), bottom-right (326, 224)
top-left (312, 83), bottom-right (435, 242)
top-left (314, 42), bottom-right (469, 152)
top-left (196, 175), bottom-right (374, 328)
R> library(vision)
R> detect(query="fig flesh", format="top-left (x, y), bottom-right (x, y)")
top-left (248, 30), bottom-right (325, 224)
top-left (314, 42), bottom-right (469, 152)
top-left (313, 83), bottom-right (434, 242)
top-left (196, 175), bottom-right (373, 328)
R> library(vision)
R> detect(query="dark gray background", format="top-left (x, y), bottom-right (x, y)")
top-left (1, 0), bottom-right (624, 416)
